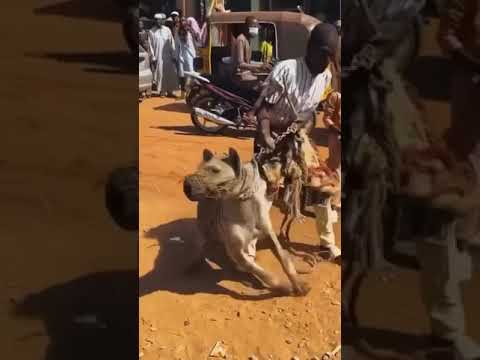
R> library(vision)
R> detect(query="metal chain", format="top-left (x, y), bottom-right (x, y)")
top-left (254, 90), bottom-right (301, 162)
top-left (254, 121), bottom-right (299, 162)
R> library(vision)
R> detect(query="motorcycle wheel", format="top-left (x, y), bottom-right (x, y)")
top-left (191, 95), bottom-right (228, 134)
top-left (185, 87), bottom-right (201, 107)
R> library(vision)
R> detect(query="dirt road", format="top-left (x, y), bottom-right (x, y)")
top-left (139, 99), bottom-right (341, 359)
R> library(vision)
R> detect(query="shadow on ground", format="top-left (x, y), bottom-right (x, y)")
top-left (33, 0), bottom-right (125, 23)
top-left (152, 125), bottom-right (256, 140)
top-left (154, 102), bottom-right (192, 114)
top-left (139, 218), bottom-right (284, 301)
top-left (344, 325), bottom-right (435, 358)
top-left (12, 271), bottom-right (137, 360)
top-left (25, 51), bottom-right (136, 75)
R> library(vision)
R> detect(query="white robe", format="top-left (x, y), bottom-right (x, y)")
top-left (151, 26), bottom-right (178, 93)
top-left (175, 32), bottom-right (196, 78)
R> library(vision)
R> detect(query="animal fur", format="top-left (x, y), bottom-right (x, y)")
top-left (184, 148), bottom-right (311, 296)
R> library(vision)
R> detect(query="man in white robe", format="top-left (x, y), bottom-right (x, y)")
top-left (151, 13), bottom-right (179, 97)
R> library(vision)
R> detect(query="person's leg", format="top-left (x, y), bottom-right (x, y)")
top-left (417, 224), bottom-right (465, 341)
top-left (153, 59), bottom-right (163, 96)
top-left (164, 58), bottom-right (179, 97)
top-left (179, 77), bottom-right (186, 98)
top-left (417, 219), bottom-right (480, 359)
top-left (314, 197), bottom-right (341, 260)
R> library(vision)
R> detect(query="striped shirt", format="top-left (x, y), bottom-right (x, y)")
top-left (261, 58), bottom-right (332, 121)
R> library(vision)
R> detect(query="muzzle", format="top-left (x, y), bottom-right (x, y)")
top-left (183, 175), bottom-right (208, 201)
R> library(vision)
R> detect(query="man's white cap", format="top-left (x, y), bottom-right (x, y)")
top-left (170, 11), bottom-right (180, 16)
top-left (154, 13), bottom-right (166, 20)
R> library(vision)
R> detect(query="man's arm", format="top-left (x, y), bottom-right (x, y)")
top-left (323, 91), bottom-right (341, 133)
top-left (257, 104), bottom-right (277, 150)
top-left (244, 70), bottom-right (283, 123)
top-left (244, 87), bottom-right (276, 150)
top-left (248, 63), bottom-right (288, 149)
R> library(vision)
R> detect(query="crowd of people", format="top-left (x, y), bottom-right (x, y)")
top-left (139, 10), bottom-right (201, 98)
top-left (139, 6), bottom-right (231, 98)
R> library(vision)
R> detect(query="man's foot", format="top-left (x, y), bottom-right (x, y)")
top-left (316, 245), bottom-right (341, 263)
top-left (166, 92), bottom-right (177, 98)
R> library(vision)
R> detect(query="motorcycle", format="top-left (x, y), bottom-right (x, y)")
top-left (184, 71), bottom-right (257, 134)
top-left (185, 65), bottom-right (328, 135)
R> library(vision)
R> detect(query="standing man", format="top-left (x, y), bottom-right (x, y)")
top-left (170, 10), bottom-right (181, 37)
top-left (175, 19), bottom-right (197, 98)
top-left (413, 1), bottom-right (480, 359)
top-left (319, 90), bottom-right (342, 260)
top-left (149, 13), bottom-right (162, 34)
top-left (247, 23), bottom-right (341, 260)
top-left (170, 10), bottom-right (181, 21)
top-left (248, 23), bottom-right (336, 152)
top-left (151, 13), bottom-right (179, 97)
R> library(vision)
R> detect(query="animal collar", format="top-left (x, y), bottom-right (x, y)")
top-left (236, 160), bottom-right (260, 201)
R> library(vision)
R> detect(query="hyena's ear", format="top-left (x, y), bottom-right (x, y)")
top-left (203, 149), bottom-right (214, 162)
top-left (228, 148), bottom-right (241, 177)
